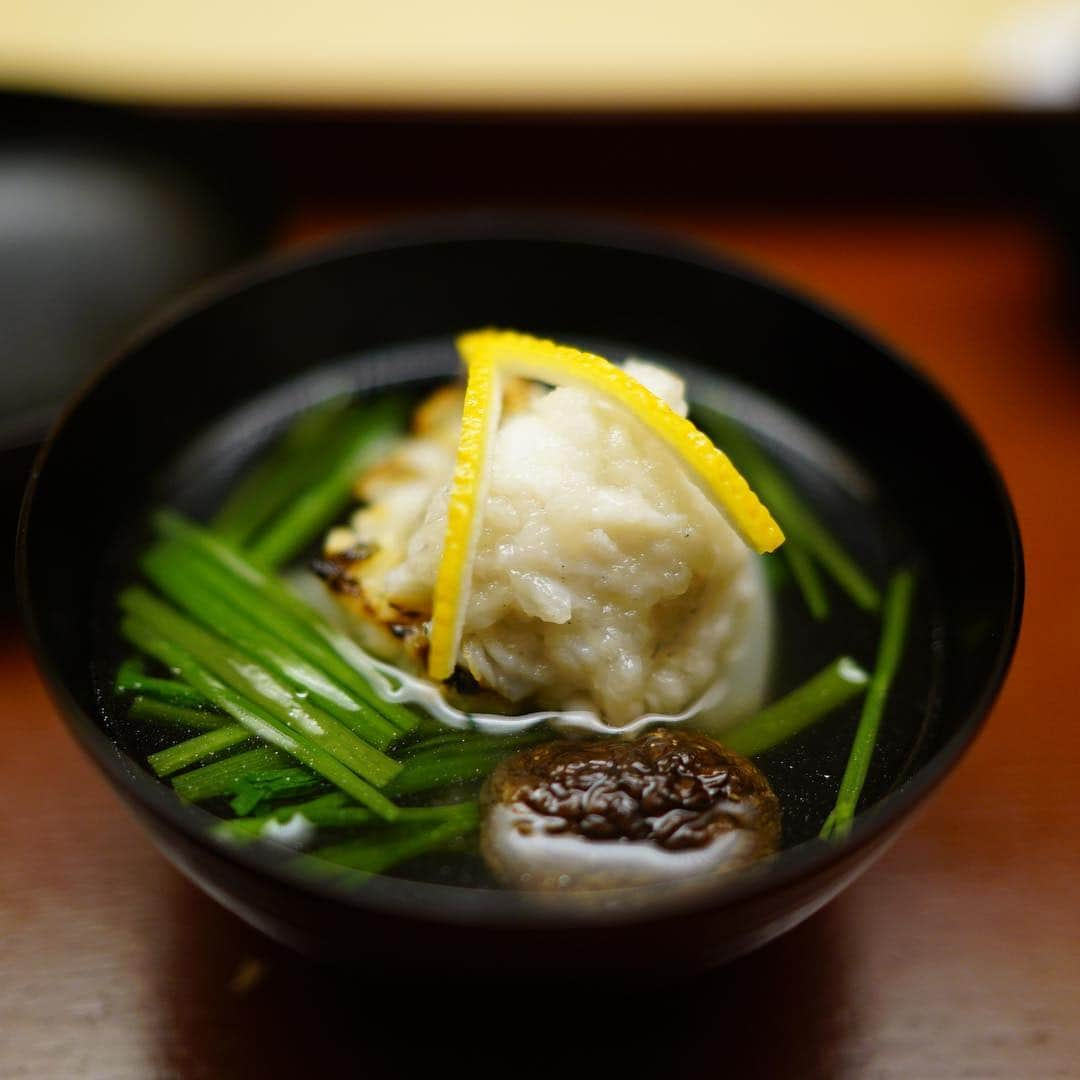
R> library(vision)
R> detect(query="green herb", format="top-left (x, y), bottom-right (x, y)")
top-left (213, 792), bottom-right (347, 839)
top-left (172, 746), bottom-right (294, 802)
top-left (399, 728), bottom-right (549, 759)
top-left (148, 723), bottom-right (251, 777)
top-left (761, 553), bottom-right (791, 591)
top-left (115, 658), bottom-right (211, 710)
top-left (121, 611), bottom-right (398, 820)
top-left (314, 803), bottom-right (480, 874)
top-left (127, 695), bottom-right (228, 733)
top-left (387, 729), bottom-right (551, 797)
top-left (696, 408), bottom-right (881, 613)
top-left (229, 769), bottom-right (327, 816)
top-left (213, 395), bottom-right (353, 546)
top-left (783, 541), bottom-right (830, 621)
top-left (246, 395), bottom-right (410, 569)
top-left (176, 727), bottom-right (548, 808)
top-left (120, 588), bottom-right (400, 788)
top-left (141, 542), bottom-right (399, 749)
top-left (821, 569), bottom-right (916, 840)
top-left (152, 510), bottom-right (420, 734)
top-left (218, 796), bottom-right (475, 840)
top-left (722, 656), bottom-right (869, 758)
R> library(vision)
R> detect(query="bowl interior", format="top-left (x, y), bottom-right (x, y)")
top-left (19, 218), bottom-right (1022, 923)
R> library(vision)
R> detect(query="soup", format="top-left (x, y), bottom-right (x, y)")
top-left (96, 331), bottom-right (941, 895)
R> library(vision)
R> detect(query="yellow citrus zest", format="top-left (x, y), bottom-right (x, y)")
top-left (426, 347), bottom-right (503, 681)
top-left (427, 329), bottom-right (785, 680)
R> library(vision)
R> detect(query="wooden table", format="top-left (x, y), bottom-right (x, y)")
top-left (3, 206), bottom-right (1077, 1079)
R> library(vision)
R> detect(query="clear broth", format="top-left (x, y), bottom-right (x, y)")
top-left (92, 337), bottom-right (945, 889)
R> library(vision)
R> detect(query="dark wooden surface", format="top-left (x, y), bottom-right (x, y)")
top-left (3, 207), bottom-right (1078, 1079)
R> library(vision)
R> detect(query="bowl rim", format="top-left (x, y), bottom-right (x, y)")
top-left (16, 210), bottom-right (1025, 928)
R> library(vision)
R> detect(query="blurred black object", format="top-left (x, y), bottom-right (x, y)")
top-left (257, 109), bottom-right (1080, 326)
top-left (0, 95), bottom-right (276, 604)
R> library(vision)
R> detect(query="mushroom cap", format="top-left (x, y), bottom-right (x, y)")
top-left (481, 728), bottom-right (780, 892)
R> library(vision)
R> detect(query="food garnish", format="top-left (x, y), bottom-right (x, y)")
top-left (820, 568), bottom-right (915, 839)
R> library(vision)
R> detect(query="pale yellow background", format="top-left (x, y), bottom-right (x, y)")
top-left (4, 0), bottom-right (1080, 110)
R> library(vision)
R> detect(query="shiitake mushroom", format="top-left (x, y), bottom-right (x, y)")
top-left (481, 728), bottom-right (780, 892)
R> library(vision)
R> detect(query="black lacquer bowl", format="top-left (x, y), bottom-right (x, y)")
top-left (17, 216), bottom-right (1022, 973)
